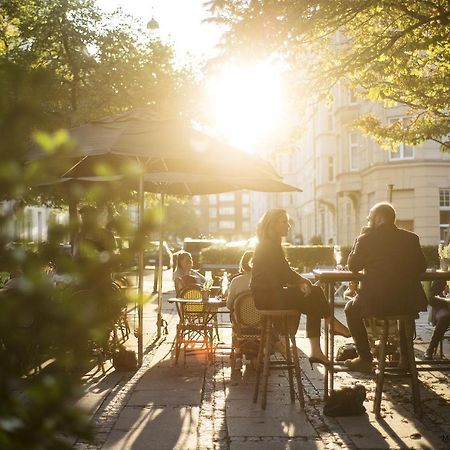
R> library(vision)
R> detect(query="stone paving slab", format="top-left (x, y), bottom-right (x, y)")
top-left (75, 293), bottom-right (450, 450)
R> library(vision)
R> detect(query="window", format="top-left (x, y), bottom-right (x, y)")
top-left (209, 208), bottom-right (217, 219)
top-left (241, 193), bottom-right (250, 204)
top-left (191, 196), bottom-right (200, 205)
top-left (219, 206), bottom-right (234, 215)
top-left (440, 188), bottom-right (450, 243)
top-left (242, 221), bottom-right (250, 232)
top-left (209, 221), bottom-right (218, 232)
top-left (326, 111), bottom-right (333, 131)
top-left (208, 195), bottom-right (217, 205)
top-left (242, 207), bottom-right (250, 218)
top-left (219, 193), bottom-right (234, 202)
top-left (348, 88), bottom-right (358, 105)
top-left (368, 192), bottom-right (375, 209)
top-left (349, 133), bottom-right (360, 171)
top-left (219, 220), bottom-right (235, 230)
top-left (327, 156), bottom-right (334, 182)
top-left (388, 117), bottom-right (414, 160)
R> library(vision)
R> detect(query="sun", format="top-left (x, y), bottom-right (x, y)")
top-left (205, 61), bottom-right (285, 152)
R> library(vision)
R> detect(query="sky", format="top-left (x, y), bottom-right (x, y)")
top-left (96, 0), bottom-right (222, 64)
top-left (95, 1), bottom-right (287, 153)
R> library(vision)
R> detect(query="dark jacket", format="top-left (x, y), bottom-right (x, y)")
top-left (250, 239), bottom-right (299, 292)
top-left (348, 223), bottom-right (427, 316)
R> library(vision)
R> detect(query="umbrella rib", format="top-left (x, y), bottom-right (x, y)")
top-left (61, 155), bottom-right (89, 178)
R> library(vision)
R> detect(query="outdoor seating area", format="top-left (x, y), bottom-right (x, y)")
top-left (71, 276), bottom-right (450, 449)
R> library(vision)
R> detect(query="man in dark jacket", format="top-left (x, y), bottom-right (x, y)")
top-left (344, 202), bottom-right (427, 372)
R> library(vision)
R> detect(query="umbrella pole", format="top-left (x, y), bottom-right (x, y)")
top-left (137, 174), bottom-right (144, 367)
top-left (157, 192), bottom-right (165, 338)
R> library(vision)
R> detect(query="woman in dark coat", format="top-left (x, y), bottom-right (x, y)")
top-left (250, 208), bottom-right (331, 367)
top-left (425, 279), bottom-right (450, 359)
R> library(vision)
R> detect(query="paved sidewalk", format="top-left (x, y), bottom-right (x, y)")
top-left (74, 290), bottom-right (450, 450)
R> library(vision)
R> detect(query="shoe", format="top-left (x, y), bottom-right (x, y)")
top-left (344, 356), bottom-right (373, 374)
top-left (308, 356), bottom-right (332, 369)
top-left (331, 317), bottom-right (352, 338)
top-left (424, 348), bottom-right (434, 361)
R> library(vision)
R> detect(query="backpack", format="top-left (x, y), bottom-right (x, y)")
top-left (113, 346), bottom-right (138, 371)
top-left (335, 343), bottom-right (358, 362)
top-left (323, 384), bottom-right (367, 417)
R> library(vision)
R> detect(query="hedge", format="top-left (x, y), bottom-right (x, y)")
top-left (200, 244), bottom-right (440, 271)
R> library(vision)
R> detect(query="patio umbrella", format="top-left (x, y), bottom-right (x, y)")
top-left (30, 107), bottom-right (301, 365)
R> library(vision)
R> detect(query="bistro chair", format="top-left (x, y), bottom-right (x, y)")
top-left (253, 310), bottom-right (305, 410)
top-left (373, 314), bottom-right (422, 419)
top-left (174, 285), bottom-right (215, 364)
top-left (364, 317), bottom-right (400, 362)
top-left (230, 291), bottom-right (263, 369)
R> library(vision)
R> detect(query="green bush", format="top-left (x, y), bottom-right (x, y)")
top-left (422, 245), bottom-right (439, 269)
top-left (199, 244), bottom-right (354, 272)
top-left (200, 244), bottom-right (438, 271)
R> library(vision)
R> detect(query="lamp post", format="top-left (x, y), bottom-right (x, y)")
top-left (387, 184), bottom-right (394, 203)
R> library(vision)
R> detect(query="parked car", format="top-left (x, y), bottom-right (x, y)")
top-left (183, 238), bottom-right (225, 268)
top-left (144, 241), bottom-right (173, 270)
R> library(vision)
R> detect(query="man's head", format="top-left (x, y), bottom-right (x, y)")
top-left (367, 202), bottom-right (396, 229)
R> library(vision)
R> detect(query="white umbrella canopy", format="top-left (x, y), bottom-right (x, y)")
top-left (31, 108), bottom-right (301, 365)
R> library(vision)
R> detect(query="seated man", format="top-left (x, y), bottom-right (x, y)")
top-left (344, 202), bottom-right (427, 372)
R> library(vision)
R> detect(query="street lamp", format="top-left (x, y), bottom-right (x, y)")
top-left (147, 17), bottom-right (159, 30)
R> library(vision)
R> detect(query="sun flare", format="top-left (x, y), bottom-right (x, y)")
top-left (206, 62), bottom-right (284, 151)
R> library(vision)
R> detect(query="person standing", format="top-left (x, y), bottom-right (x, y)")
top-left (344, 202), bottom-right (427, 372)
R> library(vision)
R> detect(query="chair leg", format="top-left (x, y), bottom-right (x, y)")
top-left (374, 320), bottom-right (389, 418)
top-left (253, 317), bottom-right (267, 403)
top-left (282, 318), bottom-right (295, 402)
top-left (404, 319), bottom-right (422, 418)
top-left (261, 317), bottom-right (272, 410)
top-left (289, 331), bottom-right (305, 409)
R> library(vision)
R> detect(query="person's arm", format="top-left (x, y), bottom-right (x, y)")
top-left (411, 234), bottom-right (427, 274)
top-left (347, 228), bottom-right (371, 272)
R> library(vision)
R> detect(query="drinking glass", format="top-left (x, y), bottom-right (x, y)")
top-left (333, 245), bottom-right (342, 269)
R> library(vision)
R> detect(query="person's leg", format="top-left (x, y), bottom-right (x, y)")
top-left (426, 308), bottom-right (450, 358)
top-left (301, 286), bottom-right (330, 364)
top-left (344, 298), bottom-right (373, 372)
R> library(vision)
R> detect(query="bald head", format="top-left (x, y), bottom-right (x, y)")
top-left (368, 202), bottom-right (396, 228)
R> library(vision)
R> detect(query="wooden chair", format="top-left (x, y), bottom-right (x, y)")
top-left (373, 315), bottom-right (422, 418)
top-left (230, 291), bottom-right (262, 369)
top-left (253, 310), bottom-right (305, 410)
top-left (174, 285), bottom-right (215, 364)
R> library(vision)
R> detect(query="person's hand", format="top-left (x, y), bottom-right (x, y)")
top-left (300, 282), bottom-right (311, 296)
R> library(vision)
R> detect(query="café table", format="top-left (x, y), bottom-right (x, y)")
top-left (313, 269), bottom-right (450, 398)
top-left (168, 296), bottom-right (228, 363)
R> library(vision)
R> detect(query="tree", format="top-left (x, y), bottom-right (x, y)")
top-left (1, 0), bottom-right (196, 127)
top-left (207, 0), bottom-right (450, 151)
top-left (0, 2), bottom-right (197, 447)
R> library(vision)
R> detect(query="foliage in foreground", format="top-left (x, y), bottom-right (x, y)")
top-left (207, 0), bottom-right (450, 152)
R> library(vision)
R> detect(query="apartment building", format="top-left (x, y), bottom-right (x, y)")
top-left (192, 191), bottom-right (253, 241)
top-left (275, 85), bottom-right (450, 246)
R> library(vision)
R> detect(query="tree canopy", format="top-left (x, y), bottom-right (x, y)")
top-left (207, 0), bottom-right (450, 151)
top-left (1, 0), bottom-right (196, 128)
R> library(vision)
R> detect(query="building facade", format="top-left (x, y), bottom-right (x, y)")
top-left (192, 191), bottom-right (253, 241)
top-left (278, 85), bottom-right (450, 246)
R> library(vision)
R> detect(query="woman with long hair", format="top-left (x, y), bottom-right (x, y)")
top-left (226, 250), bottom-right (253, 312)
top-left (250, 208), bottom-right (331, 367)
top-left (173, 251), bottom-right (205, 295)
